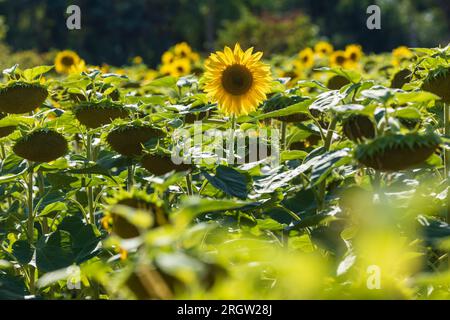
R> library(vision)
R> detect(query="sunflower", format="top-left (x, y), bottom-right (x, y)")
top-left (69, 59), bottom-right (86, 74)
top-left (13, 129), bottom-right (68, 163)
top-left (190, 52), bottom-right (201, 63)
top-left (345, 44), bottom-right (363, 63)
top-left (392, 46), bottom-right (413, 66)
top-left (162, 51), bottom-right (175, 65)
top-left (203, 43), bottom-right (272, 116)
top-left (0, 82), bottom-right (48, 114)
top-left (292, 61), bottom-right (305, 79)
top-left (297, 48), bottom-right (315, 68)
top-left (171, 58), bottom-right (192, 77)
top-left (132, 56), bottom-right (143, 65)
top-left (314, 41), bottom-right (334, 57)
top-left (160, 64), bottom-right (173, 77)
top-left (174, 42), bottom-right (192, 59)
top-left (330, 51), bottom-right (348, 68)
top-left (55, 50), bottom-right (81, 74)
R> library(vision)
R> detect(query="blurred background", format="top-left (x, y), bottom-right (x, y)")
top-left (0, 0), bottom-right (448, 67)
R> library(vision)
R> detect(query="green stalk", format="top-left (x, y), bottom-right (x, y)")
top-left (281, 121), bottom-right (287, 150)
top-left (127, 162), bottom-right (134, 192)
top-left (317, 117), bottom-right (338, 210)
top-left (323, 118), bottom-right (338, 151)
top-left (186, 174), bottom-right (193, 196)
top-left (26, 163), bottom-right (34, 241)
top-left (86, 133), bottom-right (95, 225)
top-left (0, 143), bottom-right (5, 159)
top-left (26, 162), bottom-right (35, 295)
top-left (37, 171), bottom-right (49, 234)
top-left (444, 103), bottom-right (450, 224)
top-left (229, 114), bottom-right (237, 164)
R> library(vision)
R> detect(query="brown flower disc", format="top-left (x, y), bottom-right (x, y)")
top-left (356, 134), bottom-right (440, 171)
top-left (0, 113), bottom-right (16, 138)
top-left (390, 69), bottom-right (412, 89)
top-left (0, 82), bottom-right (48, 114)
top-left (107, 126), bottom-right (164, 157)
top-left (141, 154), bottom-right (191, 176)
top-left (111, 197), bottom-right (168, 239)
top-left (422, 71), bottom-right (450, 103)
top-left (327, 75), bottom-right (350, 90)
top-left (343, 115), bottom-right (376, 142)
top-left (74, 102), bottom-right (129, 129)
top-left (13, 130), bottom-right (68, 162)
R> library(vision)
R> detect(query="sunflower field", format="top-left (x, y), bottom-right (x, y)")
top-left (0, 39), bottom-right (449, 301)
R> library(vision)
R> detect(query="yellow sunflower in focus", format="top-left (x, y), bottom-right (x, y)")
top-left (298, 48), bottom-right (315, 68)
top-left (315, 41), bottom-right (334, 57)
top-left (330, 50), bottom-right (348, 68)
top-left (174, 42), bottom-right (192, 59)
top-left (162, 51), bottom-right (175, 65)
top-left (171, 58), bottom-right (192, 77)
top-left (55, 50), bottom-right (81, 74)
top-left (345, 44), bottom-right (363, 63)
top-left (392, 46), bottom-right (413, 66)
top-left (203, 43), bottom-right (272, 116)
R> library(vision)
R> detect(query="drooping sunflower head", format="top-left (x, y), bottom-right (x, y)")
top-left (13, 128), bottom-right (68, 163)
top-left (104, 189), bottom-right (168, 239)
top-left (171, 58), bottom-right (192, 77)
top-left (298, 48), bottom-right (315, 68)
top-left (330, 51), bottom-right (348, 68)
top-left (107, 123), bottom-right (164, 157)
top-left (174, 42), bottom-right (192, 59)
top-left (345, 44), bottom-right (363, 63)
top-left (55, 50), bottom-right (81, 74)
top-left (314, 41), bottom-right (334, 57)
top-left (0, 81), bottom-right (48, 114)
top-left (203, 44), bottom-right (272, 116)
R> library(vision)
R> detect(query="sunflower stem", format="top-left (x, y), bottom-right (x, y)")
top-left (317, 117), bottom-right (338, 211)
top-left (186, 174), bottom-right (193, 196)
top-left (324, 117), bottom-right (338, 151)
top-left (86, 133), bottom-right (95, 225)
top-left (444, 103), bottom-right (450, 224)
top-left (26, 162), bottom-right (36, 294)
top-left (229, 114), bottom-right (237, 164)
top-left (0, 143), bottom-right (5, 159)
top-left (281, 121), bottom-right (287, 150)
top-left (127, 163), bottom-right (134, 192)
top-left (37, 170), bottom-right (49, 234)
top-left (26, 163), bottom-right (34, 241)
